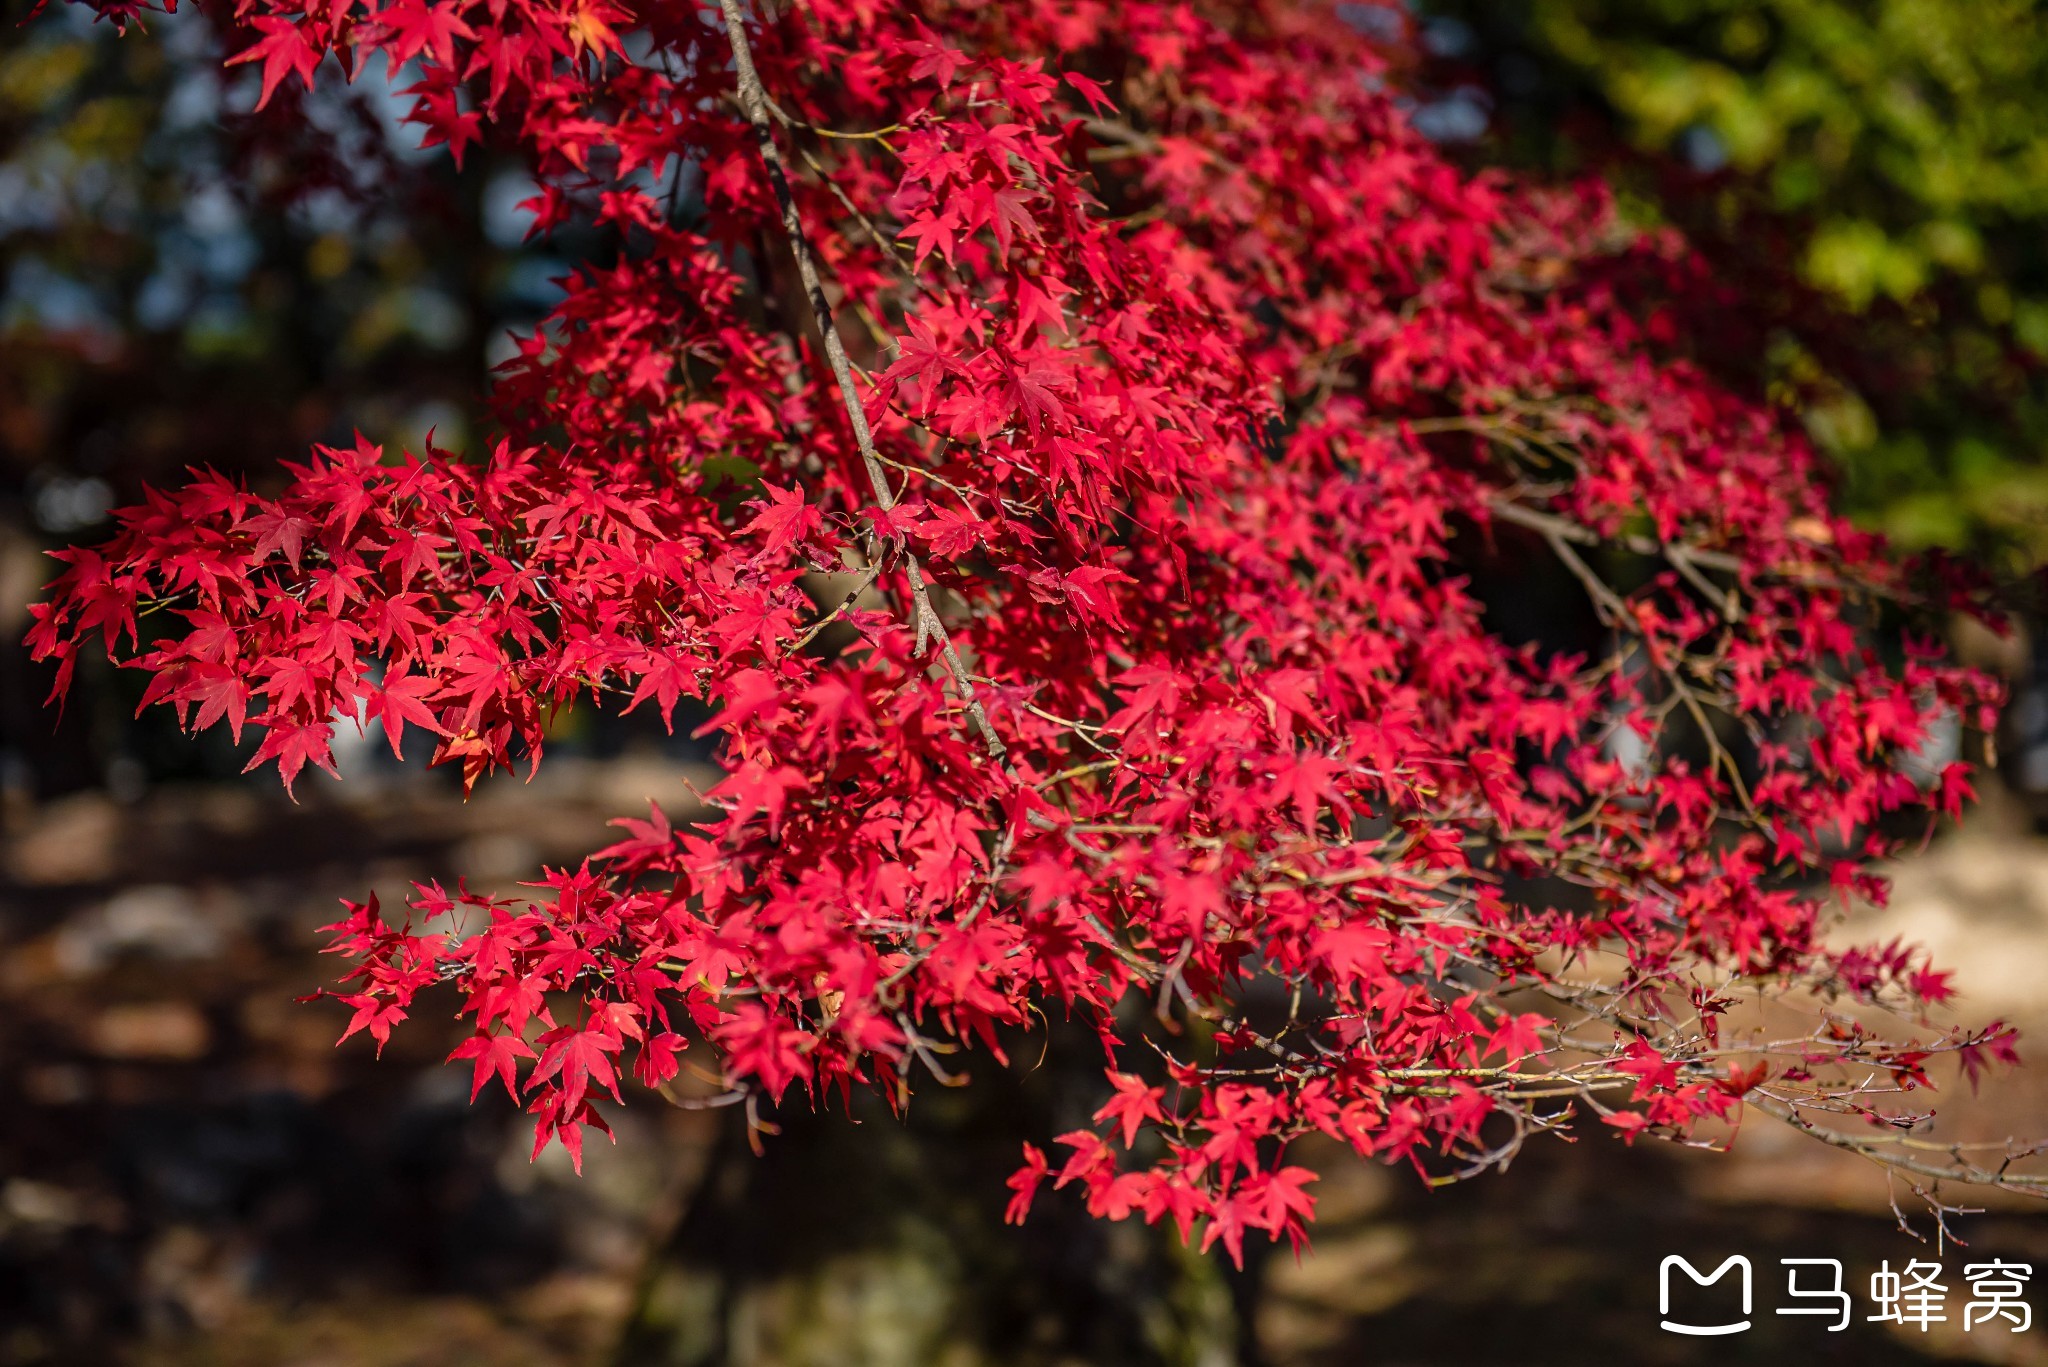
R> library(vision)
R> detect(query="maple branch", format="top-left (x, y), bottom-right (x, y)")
top-left (1505, 497), bottom-right (1758, 813)
top-left (1746, 1092), bottom-right (2048, 1195)
top-left (790, 565), bottom-right (880, 651)
top-left (718, 0), bottom-right (1008, 768)
top-left (1485, 495), bottom-right (1741, 577)
top-left (724, 87), bottom-right (903, 143)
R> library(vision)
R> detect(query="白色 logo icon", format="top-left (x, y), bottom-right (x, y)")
top-left (1661, 1255), bottom-right (1752, 1336)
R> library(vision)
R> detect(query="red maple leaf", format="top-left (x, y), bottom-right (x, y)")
top-left (528, 1021), bottom-right (624, 1117)
top-left (449, 1030), bottom-right (537, 1101)
top-left (744, 482), bottom-right (822, 555)
top-left (1093, 1071), bottom-right (1169, 1148)
top-left (227, 16), bottom-right (323, 111)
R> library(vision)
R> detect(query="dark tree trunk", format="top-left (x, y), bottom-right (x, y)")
top-left (612, 1041), bottom-right (1242, 1367)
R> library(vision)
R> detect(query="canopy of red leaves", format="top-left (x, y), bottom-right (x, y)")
top-left (30, 0), bottom-right (2016, 1262)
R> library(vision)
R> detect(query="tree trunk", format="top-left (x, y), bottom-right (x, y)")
top-left (612, 1052), bottom-right (1242, 1367)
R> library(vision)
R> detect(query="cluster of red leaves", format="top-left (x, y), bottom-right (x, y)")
top-left (31, 0), bottom-right (2016, 1262)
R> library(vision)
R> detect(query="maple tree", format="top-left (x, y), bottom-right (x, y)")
top-left (27, 0), bottom-right (2048, 1264)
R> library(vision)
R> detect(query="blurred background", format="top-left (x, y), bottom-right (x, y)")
top-left (10, 0), bottom-right (2048, 1363)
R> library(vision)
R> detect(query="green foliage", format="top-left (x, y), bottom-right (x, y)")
top-left (1426, 0), bottom-right (2048, 574)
